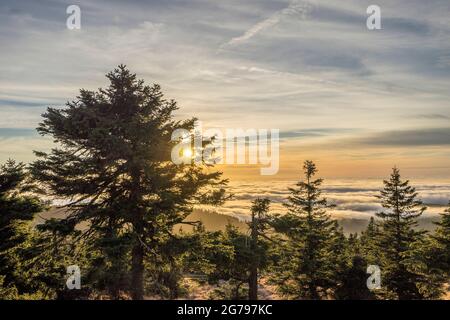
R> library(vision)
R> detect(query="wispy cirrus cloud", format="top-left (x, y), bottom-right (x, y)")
top-left (220, 0), bottom-right (312, 49)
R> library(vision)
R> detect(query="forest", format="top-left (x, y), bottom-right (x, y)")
top-left (0, 66), bottom-right (449, 300)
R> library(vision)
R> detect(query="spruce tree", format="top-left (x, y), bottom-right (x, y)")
top-left (375, 167), bottom-right (426, 299)
top-left (411, 202), bottom-right (450, 299)
top-left (209, 224), bottom-right (253, 300)
top-left (23, 218), bottom-right (89, 299)
top-left (0, 160), bottom-right (44, 296)
top-left (335, 225), bottom-right (377, 300)
top-left (31, 65), bottom-right (227, 299)
top-left (347, 233), bottom-right (360, 256)
top-left (329, 221), bottom-right (349, 278)
top-left (270, 160), bottom-right (336, 299)
top-left (360, 217), bottom-right (381, 265)
top-left (335, 256), bottom-right (375, 300)
top-left (248, 198), bottom-right (270, 300)
top-left (432, 202), bottom-right (450, 276)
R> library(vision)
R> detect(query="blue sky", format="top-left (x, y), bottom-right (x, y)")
top-left (1, 0), bottom-right (450, 178)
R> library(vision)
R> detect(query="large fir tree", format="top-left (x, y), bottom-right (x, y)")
top-left (375, 167), bottom-right (427, 299)
top-left (31, 65), bottom-right (227, 299)
top-left (270, 160), bottom-right (336, 299)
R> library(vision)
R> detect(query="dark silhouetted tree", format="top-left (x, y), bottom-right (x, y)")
top-left (31, 65), bottom-right (228, 299)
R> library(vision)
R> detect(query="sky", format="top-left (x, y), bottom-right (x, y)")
top-left (1, 0), bottom-right (450, 181)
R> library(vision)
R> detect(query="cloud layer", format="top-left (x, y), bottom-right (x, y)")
top-left (209, 179), bottom-right (450, 221)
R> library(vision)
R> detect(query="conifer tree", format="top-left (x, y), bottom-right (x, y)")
top-left (270, 160), bottom-right (336, 299)
top-left (335, 256), bottom-right (376, 300)
top-left (31, 65), bottom-right (227, 299)
top-left (0, 160), bottom-right (44, 296)
top-left (360, 217), bottom-right (381, 265)
top-left (248, 198), bottom-right (270, 300)
top-left (329, 221), bottom-right (349, 277)
top-left (209, 225), bottom-right (253, 300)
top-left (195, 221), bottom-right (269, 300)
top-left (335, 226), bottom-right (377, 299)
top-left (347, 233), bottom-right (360, 255)
top-left (24, 218), bottom-right (89, 299)
top-left (410, 202), bottom-right (450, 299)
top-left (375, 167), bottom-right (427, 299)
top-left (432, 202), bottom-right (450, 276)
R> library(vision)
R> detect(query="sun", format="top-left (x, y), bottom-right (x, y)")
top-left (182, 148), bottom-right (193, 158)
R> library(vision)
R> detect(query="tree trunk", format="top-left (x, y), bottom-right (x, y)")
top-left (131, 235), bottom-right (144, 300)
top-left (130, 166), bottom-right (144, 300)
top-left (248, 211), bottom-right (258, 300)
top-left (248, 267), bottom-right (258, 300)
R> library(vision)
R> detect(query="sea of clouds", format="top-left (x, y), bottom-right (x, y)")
top-left (205, 179), bottom-right (450, 221)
